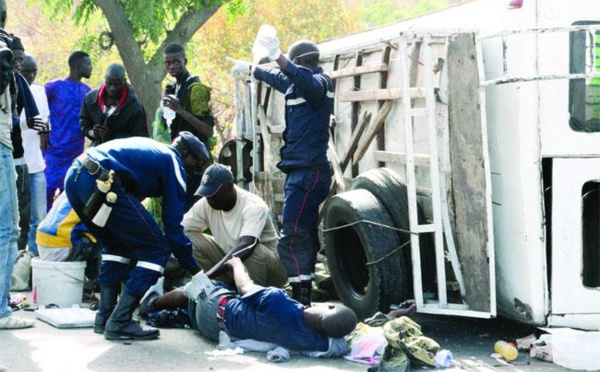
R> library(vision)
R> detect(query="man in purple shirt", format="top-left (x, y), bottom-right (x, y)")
top-left (44, 51), bottom-right (92, 211)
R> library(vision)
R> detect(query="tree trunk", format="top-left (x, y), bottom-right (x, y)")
top-left (92, 0), bottom-right (223, 130)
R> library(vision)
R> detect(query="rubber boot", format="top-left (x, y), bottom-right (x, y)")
top-left (93, 286), bottom-right (119, 334)
top-left (104, 293), bottom-right (160, 341)
top-left (291, 280), bottom-right (312, 306)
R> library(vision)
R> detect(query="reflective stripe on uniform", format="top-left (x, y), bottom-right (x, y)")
top-left (102, 254), bottom-right (131, 264)
top-left (136, 260), bottom-right (165, 274)
top-left (287, 97), bottom-right (306, 106)
top-left (288, 274), bottom-right (314, 283)
top-left (168, 151), bottom-right (187, 192)
top-left (286, 91), bottom-right (333, 107)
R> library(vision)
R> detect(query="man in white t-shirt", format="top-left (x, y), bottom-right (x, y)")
top-left (182, 163), bottom-right (287, 288)
top-left (20, 54), bottom-right (50, 256)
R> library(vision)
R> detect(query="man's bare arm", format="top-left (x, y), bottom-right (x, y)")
top-left (226, 256), bottom-right (255, 295)
top-left (205, 235), bottom-right (257, 279)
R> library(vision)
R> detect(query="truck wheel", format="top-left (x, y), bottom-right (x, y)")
top-left (324, 189), bottom-right (409, 319)
top-left (351, 168), bottom-right (437, 294)
top-left (218, 138), bottom-right (253, 183)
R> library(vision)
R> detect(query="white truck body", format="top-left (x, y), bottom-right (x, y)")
top-left (236, 0), bottom-right (600, 330)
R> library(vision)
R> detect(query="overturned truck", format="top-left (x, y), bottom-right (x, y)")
top-left (229, 0), bottom-right (600, 330)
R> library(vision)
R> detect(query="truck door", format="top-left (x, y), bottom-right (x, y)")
top-left (552, 158), bottom-right (600, 318)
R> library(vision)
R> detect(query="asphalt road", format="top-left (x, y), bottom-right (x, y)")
top-left (0, 293), bottom-right (590, 372)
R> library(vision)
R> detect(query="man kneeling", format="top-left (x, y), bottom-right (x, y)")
top-left (140, 256), bottom-right (357, 355)
top-left (182, 164), bottom-right (287, 289)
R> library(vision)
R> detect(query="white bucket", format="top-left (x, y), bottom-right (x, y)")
top-left (31, 258), bottom-right (86, 308)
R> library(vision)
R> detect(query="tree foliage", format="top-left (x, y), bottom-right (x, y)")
top-left (188, 0), bottom-right (364, 140)
top-left (9, 0), bottom-right (462, 147)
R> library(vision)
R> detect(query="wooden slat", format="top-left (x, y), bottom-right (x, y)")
top-left (373, 150), bottom-right (430, 166)
top-left (340, 111), bottom-right (371, 172)
top-left (448, 32), bottom-right (490, 312)
top-left (354, 100), bottom-right (394, 163)
top-left (339, 87), bottom-right (428, 102)
top-left (330, 63), bottom-right (388, 79)
top-left (257, 106), bottom-right (272, 172)
top-left (328, 137), bottom-right (346, 192)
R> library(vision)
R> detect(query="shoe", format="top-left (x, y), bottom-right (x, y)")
top-left (138, 277), bottom-right (164, 317)
top-left (105, 293), bottom-right (159, 341)
top-left (94, 286), bottom-right (120, 334)
top-left (515, 333), bottom-right (537, 350)
top-left (0, 315), bottom-right (34, 329)
top-left (291, 281), bottom-right (312, 306)
top-left (530, 343), bottom-right (553, 362)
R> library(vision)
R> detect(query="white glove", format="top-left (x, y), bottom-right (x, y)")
top-left (226, 57), bottom-right (251, 80)
top-left (258, 35), bottom-right (281, 61)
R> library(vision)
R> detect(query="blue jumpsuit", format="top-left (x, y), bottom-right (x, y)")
top-left (64, 137), bottom-right (199, 297)
top-left (253, 63), bottom-right (334, 285)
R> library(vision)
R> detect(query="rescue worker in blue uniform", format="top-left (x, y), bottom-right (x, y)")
top-left (251, 36), bottom-right (334, 305)
top-left (64, 132), bottom-right (209, 341)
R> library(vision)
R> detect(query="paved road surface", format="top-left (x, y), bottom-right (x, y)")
top-left (0, 293), bottom-right (586, 372)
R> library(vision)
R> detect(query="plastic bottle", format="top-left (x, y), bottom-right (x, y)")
top-left (92, 191), bottom-right (117, 228)
top-left (252, 24), bottom-right (277, 63)
top-left (494, 340), bottom-right (518, 361)
top-left (162, 105), bottom-right (176, 130)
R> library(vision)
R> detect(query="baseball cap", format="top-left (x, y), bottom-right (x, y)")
top-left (176, 131), bottom-right (210, 163)
top-left (195, 163), bottom-right (234, 197)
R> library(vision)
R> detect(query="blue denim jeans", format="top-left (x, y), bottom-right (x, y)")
top-left (28, 171), bottom-right (47, 256)
top-left (0, 144), bottom-right (20, 318)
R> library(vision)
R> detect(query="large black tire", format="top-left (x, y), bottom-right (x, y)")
top-left (351, 168), bottom-right (436, 293)
top-left (324, 189), bottom-right (409, 319)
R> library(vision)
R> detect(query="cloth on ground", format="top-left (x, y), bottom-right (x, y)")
top-left (345, 316), bottom-right (443, 372)
top-left (11, 250), bottom-right (32, 291)
top-left (216, 330), bottom-right (347, 362)
top-left (344, 322), bottom-right (387, 365)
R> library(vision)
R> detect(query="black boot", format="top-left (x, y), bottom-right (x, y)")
top-left (291, 281), bottom-right (313, 306)
top-left (93, 286), bottom-right (119, 334)
top-left (104, 293), bottom-right (160, 341)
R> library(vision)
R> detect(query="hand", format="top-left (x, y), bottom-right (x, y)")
top-left (226, 256), bottom-right (243, 268)
top-left (92, 123), bottom-right (109, 140)
top-left (32, 117), bottom-right (49, 134)
top-left (258, 34), bottom-right (281, 61)
top-left (226, 57), bottom-right (251, 80)
top-left (162, 94), bottom-right (182, 113)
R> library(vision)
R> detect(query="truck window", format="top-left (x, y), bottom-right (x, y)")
top-left (582, 181), bottom-right (600, 288)
top-left (569, 21), bottom-right (600, 132)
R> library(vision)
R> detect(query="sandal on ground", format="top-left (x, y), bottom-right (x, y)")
top-left (529, 343), bottom-right (553, 362)
top-left (515, 333), bottom-right (537, 350)
top-left (0, 315), bottom-right (34, 329)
